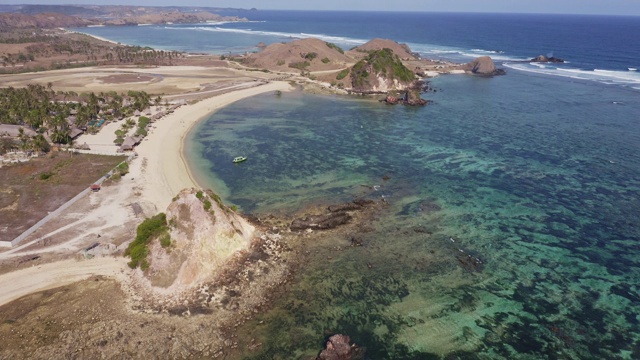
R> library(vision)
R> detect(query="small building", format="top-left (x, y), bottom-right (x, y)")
top-left (70, 127), bottom-right (84, 140)
top-left (90, 184), bottom-right (101, 192)
top-left (120, 135), bottom-right (142, 151)
top-left (0, 124), bottom-right (37, 138)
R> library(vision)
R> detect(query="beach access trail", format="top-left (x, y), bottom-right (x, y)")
top-left (0, 257), bottom-right (128, 307)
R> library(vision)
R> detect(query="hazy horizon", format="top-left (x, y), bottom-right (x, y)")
top-left (5, 1), bottom-right (640, 17)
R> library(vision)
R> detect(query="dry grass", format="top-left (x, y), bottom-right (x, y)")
top-left (0, 152), bottom-right (126, 242)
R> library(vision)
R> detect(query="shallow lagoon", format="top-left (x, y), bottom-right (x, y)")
top-left (187, 71), bottom-right (640, 358)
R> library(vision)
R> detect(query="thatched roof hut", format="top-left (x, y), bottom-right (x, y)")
top-left (0, 125), bottom-right (37, 138)
top-left (120, 135), bottom-right (142, 151)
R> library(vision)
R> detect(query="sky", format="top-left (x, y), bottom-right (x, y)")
top-left (9, 0), bottom-right (640, 16)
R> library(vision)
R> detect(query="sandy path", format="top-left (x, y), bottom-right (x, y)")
top-left (0, 257), bottom-right (128, 307)
top-left (134, 81), bottom-right (292, 212)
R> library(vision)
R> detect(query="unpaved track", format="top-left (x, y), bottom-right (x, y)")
top-left (0, 257), bottom-right (128, 307)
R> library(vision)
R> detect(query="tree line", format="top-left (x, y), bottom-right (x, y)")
top-left (0, 83), bottom-right (161, 154)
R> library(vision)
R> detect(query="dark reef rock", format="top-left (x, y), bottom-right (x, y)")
top-left (530, 55), bottom-right (565, 63)
top-left (291, 200), bottom-right (375, 231)
top-left (381, 90), bottom-right (427, 106)
top-left (290, 212), bottom-right (352, 231)
top-left (328, 203), bottom-right (363, 213)
top-left (462, 56), bottom-right (506, 76)
top-left (317, 334), bottom-right (366, 360)
top-left (455, 248), bottom-right (484, 273)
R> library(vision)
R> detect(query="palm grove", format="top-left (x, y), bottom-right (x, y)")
top-left (0, 83), bottom-right (161, 154)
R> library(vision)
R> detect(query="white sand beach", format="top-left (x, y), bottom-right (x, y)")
top-left (132, 81), bottom-right (292, 212)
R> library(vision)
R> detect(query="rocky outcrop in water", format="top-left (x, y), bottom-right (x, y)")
top-left (290, 199), bottom-right (375, 231)
top-left (290, 212), bottom-right (352, 231)
top-left (382, 90), bottom-right (427, 106)
top-left (530, 55), bottom-right (565, 63)
top-left (317, 334), bottom-right (365, 360)
top-left (462, 56), bottom-right (506, 76)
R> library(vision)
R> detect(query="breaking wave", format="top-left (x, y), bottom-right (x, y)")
top-left (503, 63), bottom-right (640, 89)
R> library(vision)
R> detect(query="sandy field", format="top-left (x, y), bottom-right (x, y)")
top-left (0, 64), bottom-right (276, 95)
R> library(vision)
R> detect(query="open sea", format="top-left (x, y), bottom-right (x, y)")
top-left (76, 12), bottom-right (640, 359)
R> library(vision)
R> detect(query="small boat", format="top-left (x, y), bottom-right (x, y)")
top-left (629, 68), bottom-right (638, 71)
top-left (232, 156), bottom-right (247, 163)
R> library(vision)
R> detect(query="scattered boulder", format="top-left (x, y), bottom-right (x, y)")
top-left (462, 56), bottom-right (506, 76)
top-left (530, 55), bottom-right (565, 63)
top-left (317, 334), bottom-right (365, 360)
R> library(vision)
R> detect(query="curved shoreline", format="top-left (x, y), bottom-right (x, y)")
top-left (134, 81), bottom-right (293, 213)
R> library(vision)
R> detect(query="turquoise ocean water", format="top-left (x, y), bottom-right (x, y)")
top-left (79, 12), bottom-right (640, 358)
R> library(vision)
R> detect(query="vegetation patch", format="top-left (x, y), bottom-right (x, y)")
top-left (135, 116), bottom-right (150, 137)
top-left (321, 57), bottom-right (330, 64)
top-left (304, 52), bottom-right (317, 61)
top-left (350, 48), bottom-right (415, 89)
top-left (325, 42), bottom-right (344, 54)
top-left (336, 68), bottom-right (350, 80)
top-left (124, 213), bottom-right (170, 269)
top-left (288, 61), bottom-right (310, 71)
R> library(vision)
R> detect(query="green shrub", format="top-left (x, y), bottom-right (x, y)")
top-left (276, 60), bottom-right (285, 66)
top-left (138, 116), bottom-right (150, 128)
top-left (125, 213), bottom-right (168, 269)
top-left (114, 137), bottom-right (124, 145)
top-left (321, 57), bottom-right (330, 64)
top-left (288, 61), bottom-right (310, 70)
top-left (39, 172), bottom-right (53, 180)
top-left (196, 190), bottom-right (203, 199)
top-left (326, 42), bottom-right (344, 54)
top-left (336, 68), bottom-right (350, 80)
top-left (203, 199), bottom-right (212, 211)
top-left (304, 52), bottom-right (318, 61)
top-left (159, 232), bottom-right (171, 248)
top-left (117, 162), bottom-right (129, 175)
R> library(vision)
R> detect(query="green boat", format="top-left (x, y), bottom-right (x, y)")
top-left (233, 156), bottom-right (247, 163)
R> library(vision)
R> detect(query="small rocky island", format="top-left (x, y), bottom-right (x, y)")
top-left (530, 55), bottom-right (565, 63)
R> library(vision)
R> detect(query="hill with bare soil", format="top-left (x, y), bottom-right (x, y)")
top-left (142, 189), bottom-right (255, 290)
top-left (349, 38), bottom-right (417, 60)
top-left (0, 12), bottom-right (91, 30)
top-left (243, 38), bottom-right (354, 73)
